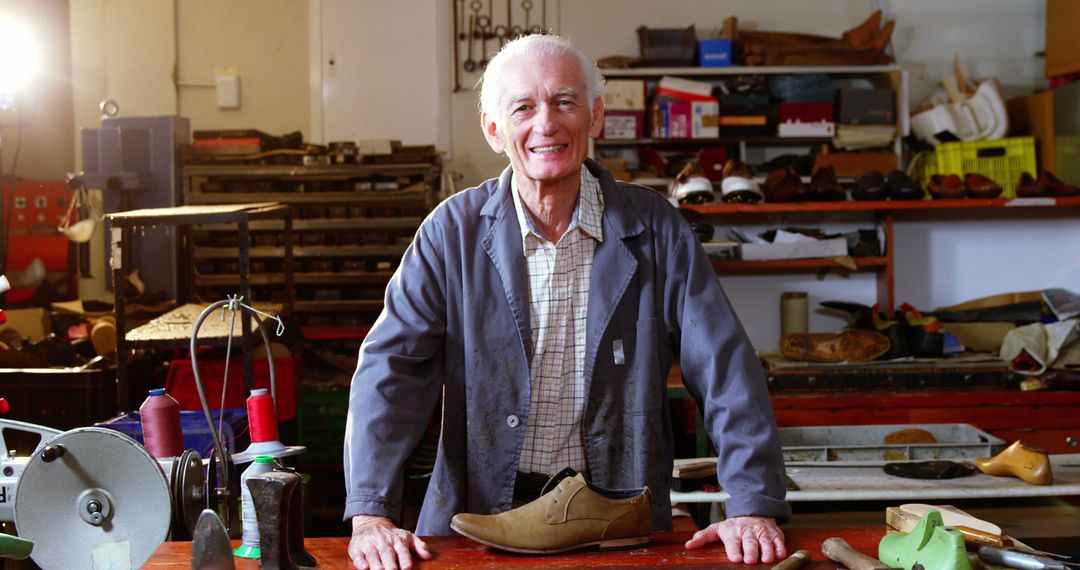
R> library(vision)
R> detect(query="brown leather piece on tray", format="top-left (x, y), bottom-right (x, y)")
top-left (884, 460), bottom-right (977, 480)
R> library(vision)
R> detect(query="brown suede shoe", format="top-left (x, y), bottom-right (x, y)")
top-left (964, 173), bottom-right (1002, 199)
top-left (928, 173), bottom-right (965, 200)
top-left (780, 329), bottom-right (891, 363)
top-left (973, 440), bottom-right (1053, 486)
top-left (450, 473), bottom-right (651, 554)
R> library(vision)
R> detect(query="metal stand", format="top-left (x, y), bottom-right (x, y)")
top-left (105, 203), bottom-right (293, 411)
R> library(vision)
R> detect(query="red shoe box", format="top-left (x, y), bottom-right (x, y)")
top-left (778, 102), bottom-right (836, 137)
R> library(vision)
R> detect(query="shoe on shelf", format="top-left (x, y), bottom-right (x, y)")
top-left (896, 303), bottom-right (944, 358)
top-left (720, 159), bottom-right (764, 204)
top-left (754, 153), bottom-right (814, 176)
top-left (964, 173), bottom-right (1002, 199)
top-left (762, 166), bottom-right (809, 202)
top-left (450, 470), bottom-right (651, 554)
top-left (871, 304), bottom-right (911, 360)
top-left (808, 165), bottom-right (846, 201)
top-left (841, 10), bottom-right (883, 48)
top-left (927, 174), bottom-right (965, 200)
top-left (885, 169), bottom-right (924, 200)
top-left (819, 300), bottom-right (875, 330)
top-left (780, 329), bottom-right (891, 363)
top-left (1015, 172), bottom-right (1047, 198)
top-left (669, 163), bottom-right (715, 205)
top-left (1039, 170), bottom-right (1080, 197)
top-left (973, 440), bottom-right (1053, 485)
top-left (851, 170), bottom-right (888, 201)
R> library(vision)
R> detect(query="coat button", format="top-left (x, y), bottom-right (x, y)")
top-left (506, 415), bottom-right (520, 428)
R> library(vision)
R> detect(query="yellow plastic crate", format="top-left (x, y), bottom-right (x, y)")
top-left (913, 137), bottom-right (1037, 199)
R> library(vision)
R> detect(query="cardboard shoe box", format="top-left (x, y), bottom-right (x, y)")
top-left (603, 80), bottom-right (647, 111)
top-left (692, 100), bottom-right (720, 138)
top-left (778, 102), bottom-right (836, 137)
top-left (838, 88), bottom-right (895, 125)
top-left (739, 237), bottom-right (848, 261)
top-left (698, 38), bottom-right (733, 67)
top-left (600, 111), bottom-right (645, 140)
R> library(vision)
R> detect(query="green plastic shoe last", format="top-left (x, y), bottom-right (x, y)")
top-left (0, 533), bottom-right (33, 560)
top-left (878, 509), bottom-right (971, 570)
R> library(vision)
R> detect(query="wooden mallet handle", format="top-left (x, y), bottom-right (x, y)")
top-left (822, 537), bottom-right (894, 570)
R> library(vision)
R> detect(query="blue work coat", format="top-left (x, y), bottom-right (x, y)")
top-left (344, 160), bottom-right (790, 535)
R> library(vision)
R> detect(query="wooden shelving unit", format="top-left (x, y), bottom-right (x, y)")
top-left (689, 195), bottom-right (1080, 312)
top-left (182, 162), bottom-right (440, 327)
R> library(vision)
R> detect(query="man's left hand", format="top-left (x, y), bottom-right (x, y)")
top-left (684, 516), bottom-right (786, 565)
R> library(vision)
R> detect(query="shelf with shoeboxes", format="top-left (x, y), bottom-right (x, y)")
top-left (183, 161), bottom-right (440, 326)
top-left (594, 65), bottom-right (904, 195)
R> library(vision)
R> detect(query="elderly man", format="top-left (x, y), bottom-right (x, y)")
top-left (345, 35), bottom-right (790, 570)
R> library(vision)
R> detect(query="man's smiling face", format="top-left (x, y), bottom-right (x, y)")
top-left (482, 50), bottom-right (603, 193)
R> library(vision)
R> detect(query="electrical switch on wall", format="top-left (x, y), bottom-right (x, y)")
top-left (215, 66), bottom-right (240, 109)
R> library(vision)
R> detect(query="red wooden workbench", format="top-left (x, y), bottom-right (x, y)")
top-left (145, 525), bottom-right (889, 568)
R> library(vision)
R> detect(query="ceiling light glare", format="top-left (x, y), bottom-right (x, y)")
top-left (0, 16), bottom-right (40, 94)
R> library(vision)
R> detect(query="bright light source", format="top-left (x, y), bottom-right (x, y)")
top-left (0, 16), bottom-right (40, 96)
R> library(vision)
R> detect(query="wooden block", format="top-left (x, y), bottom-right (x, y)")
top-left (898, 503), bottom-right (1002, 535)
top-left (672, 457), bottom-right (717, 478)
top-left (886, 507), bottom-right (1005, 547)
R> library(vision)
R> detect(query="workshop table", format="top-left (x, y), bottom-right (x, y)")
top-left (145, 526), bottom-right (887, 568)
top-left (106, 202), bottom-right (293, 410)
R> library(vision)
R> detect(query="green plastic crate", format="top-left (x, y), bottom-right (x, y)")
top-left (298, 388), bottom-right (348, 463)
top-left (913, 136), bottom-right (1037, 199)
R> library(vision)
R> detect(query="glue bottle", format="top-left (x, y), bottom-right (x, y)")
top-left (233, 455), bottom-right (279, 559)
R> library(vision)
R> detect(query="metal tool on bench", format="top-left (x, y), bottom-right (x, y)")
top-left (188, 296), bottom-right (302, 543)
top-left (0, 420), bottom-right (173, 569)
top-left (979, 546), bottom-right (1080, 570)
top-left (192, 509), bottom-right (235, 570)
top-left (247, 469), bottom-right (317, 570)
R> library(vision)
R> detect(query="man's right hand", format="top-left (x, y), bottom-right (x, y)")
top-left (348, 515), bottom-right (432, 570)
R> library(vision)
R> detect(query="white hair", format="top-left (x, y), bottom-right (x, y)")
top-left (479, 34), bottom-right (605, 117)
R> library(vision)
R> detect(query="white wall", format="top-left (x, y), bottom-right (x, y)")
top-left (316, 0), bottom-right (450, 150)
top-left (176, 0), bottom-right (310, 135)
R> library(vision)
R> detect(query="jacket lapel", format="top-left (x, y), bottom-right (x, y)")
top-left (583, 160), bottom-right (646, 389)
top-left (480, 166), bottom-right (533, 358)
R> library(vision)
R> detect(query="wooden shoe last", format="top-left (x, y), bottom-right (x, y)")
top-left (780, 329), bottom-right (891, 363)
top-left (973, 440), bottom-right (1053, 485)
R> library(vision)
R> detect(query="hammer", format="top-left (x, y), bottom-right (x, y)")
top-left (822, 537), bottom-right (899, 570)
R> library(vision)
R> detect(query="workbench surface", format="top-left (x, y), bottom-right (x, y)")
top-left (146, 526), bottom-right (886, 568)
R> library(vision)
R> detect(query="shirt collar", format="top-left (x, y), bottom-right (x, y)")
top-left (510, 166), bottom-right (605, 248)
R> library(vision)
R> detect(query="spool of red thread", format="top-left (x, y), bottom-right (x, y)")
top-left (140, 388), bottom-right (184, 458)
top-left (247, 388), bottom-right (278, 444)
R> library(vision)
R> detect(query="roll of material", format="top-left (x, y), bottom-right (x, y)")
top-left (780, 292), bottom-right (809, 338)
